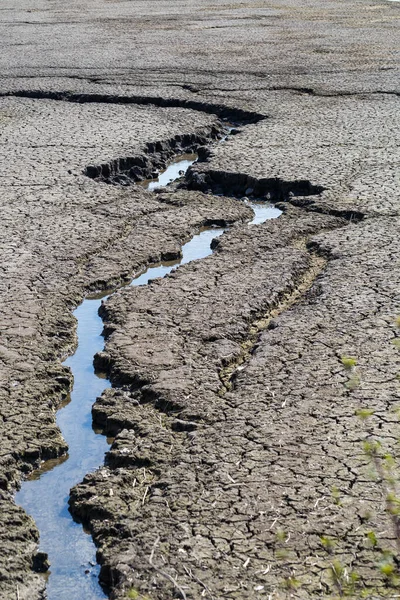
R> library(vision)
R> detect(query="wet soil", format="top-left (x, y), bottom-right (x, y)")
top-left (14, 227), bottom-right (227, 600)
top-left (14, 139), bottom-right (281, 595)
top-left (0, 0), bottom-right (399, 599)
top-left (0, 96), bottom-right (252, 599)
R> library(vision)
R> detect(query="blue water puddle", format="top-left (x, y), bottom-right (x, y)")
top-left (146, 154), bottom-right (197, 191)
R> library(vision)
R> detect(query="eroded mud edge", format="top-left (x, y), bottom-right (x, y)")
top-left (184, 168), bottom-right (364, 222)
top-left (84, 126), bottom-right (223, 186)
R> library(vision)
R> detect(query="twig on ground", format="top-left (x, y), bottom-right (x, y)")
top-left (183, 565), bottom-right (215, 599)
top-left (148, 537), bottom-right (188, 600)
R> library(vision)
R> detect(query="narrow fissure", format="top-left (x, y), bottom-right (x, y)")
top-left (0, 89), bottom-right (266, 124)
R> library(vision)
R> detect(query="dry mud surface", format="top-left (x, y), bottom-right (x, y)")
top-left (0, 0), bottom-right (399, 599)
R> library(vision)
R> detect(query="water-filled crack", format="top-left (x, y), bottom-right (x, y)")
top-left (84, 127), bottom-right (222, 186)
top-left (14, 127), bottom-right (282, 598)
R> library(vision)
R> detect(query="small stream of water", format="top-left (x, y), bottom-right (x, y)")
top-left (15, 155), bottom-right (281, 599)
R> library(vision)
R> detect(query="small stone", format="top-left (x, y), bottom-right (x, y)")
top-left (32, 551), bottom-right (50, 573)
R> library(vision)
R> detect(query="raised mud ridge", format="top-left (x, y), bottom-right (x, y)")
top-left (91, 236), bottom-right (331, 412)
top-left (218, 243), bottom-right (328, 393)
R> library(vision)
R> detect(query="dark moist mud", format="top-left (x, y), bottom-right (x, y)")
top-left (15, 154), bottom-right (281, 599)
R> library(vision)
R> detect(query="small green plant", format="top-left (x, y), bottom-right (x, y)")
top-left (341, 356), bottom-right (357, 369)
top-left (328, 560), bottom-right (361, 596)
top-left (329, 559), bottom-right (345, 595)
top-left (275, 528), bottom-right (286, 542)
top-left (341, 355), bottom-right (361, 390)
top-left (363, 439), bottom-right (382, 457)
top-left (355, 408), bottom-right (375, 420)
top-left (349, 571), bottom-right (360, 586)
top-left (331, 485), bottom-right (342, 506)
top-left (377, 552), bottom-right (400, 586)
top-left (274, 528), bottom-right (290, 561)
top-left (126, 591), bottom-right (151, 600)
top-left (283, 576), bottom-right (300, 590)
top-left (320, 535), bottom-right (336, 554)
top-left (386, 491), bottom-right (400, 517)
top-left (366, 530), bottom-right (378, 548)
top-left (380, 561), bottom-right (395, 577)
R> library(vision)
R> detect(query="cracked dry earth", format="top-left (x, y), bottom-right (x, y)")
top-left (1, 0), bottom-right (400, 599)
top-left (70, 95), bottom-right (400, 598)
